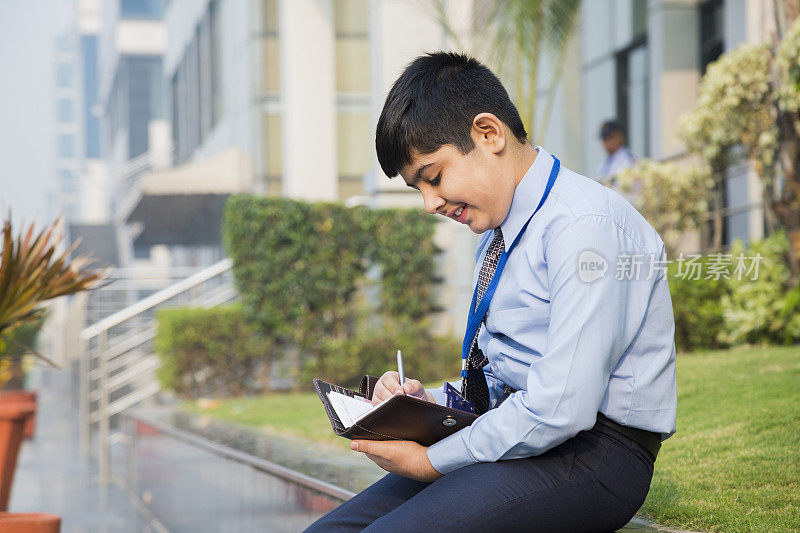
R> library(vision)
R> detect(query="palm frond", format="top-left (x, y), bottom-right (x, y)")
top-left (428, 0), bottom-right (582, 143)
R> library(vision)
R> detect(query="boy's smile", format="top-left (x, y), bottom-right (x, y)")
top-left (400, 145), bottom-right (508, 234)
top-left (398, 114), bottom-right (534, 235)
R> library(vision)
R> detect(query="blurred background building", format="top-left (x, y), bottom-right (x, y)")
top-left (543, 0), bottom-right (769, 250)
top-left (41, 0), bottom-right (784, 362)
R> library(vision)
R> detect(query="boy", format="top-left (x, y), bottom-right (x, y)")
top-left (306, 52), bottom-right (676, 532)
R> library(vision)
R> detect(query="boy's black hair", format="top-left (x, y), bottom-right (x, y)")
top-left (375, 52), bottom-right (528, 178)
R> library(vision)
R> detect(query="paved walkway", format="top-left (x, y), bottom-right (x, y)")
top-left (9, 368), bottom-right (159, 532)
top-left (7, 368), bottom-right (687, 532)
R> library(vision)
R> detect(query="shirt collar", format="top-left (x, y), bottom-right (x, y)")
top-left (498, 146), bottom-right (554, 252)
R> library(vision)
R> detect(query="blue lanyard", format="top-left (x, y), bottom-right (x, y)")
top-left (461, 155), bottom-right (560, 377)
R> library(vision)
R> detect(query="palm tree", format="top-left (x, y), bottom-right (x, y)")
top-left (431, 0), bottom-right (582, 144)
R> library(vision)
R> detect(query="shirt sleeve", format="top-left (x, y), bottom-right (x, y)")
top-left (427, 214), bottom-right (657, 474)
top-left (425, 380), bottom-right (462, 406)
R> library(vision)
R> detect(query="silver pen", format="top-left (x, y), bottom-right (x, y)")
top-left (396, 349), bottom-right (405, 387)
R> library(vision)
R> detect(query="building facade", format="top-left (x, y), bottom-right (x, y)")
top-left (539, 0), bottom-right (777, 251)
top-left (55, 0), bottom-right (784, 340)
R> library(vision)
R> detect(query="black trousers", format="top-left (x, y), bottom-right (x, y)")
top-left (305, 421), bottom-right (654, 532)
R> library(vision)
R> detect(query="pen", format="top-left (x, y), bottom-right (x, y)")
top-left (397, 349), bottom-right (405, 387)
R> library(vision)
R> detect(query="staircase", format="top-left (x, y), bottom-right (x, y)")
top-left (78, 258), bottom-right (238, 481)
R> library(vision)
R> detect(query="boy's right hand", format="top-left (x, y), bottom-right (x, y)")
top-left (372, 371), bottom-right (435, 406)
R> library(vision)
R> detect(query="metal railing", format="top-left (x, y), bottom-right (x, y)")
top-left (114, 148), bottom-right (174, 222)
top-left (79, 258), bottom-right (237, 482)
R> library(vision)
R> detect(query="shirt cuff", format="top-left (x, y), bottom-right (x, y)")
top-left (426, 428), bottom-right (479, 474)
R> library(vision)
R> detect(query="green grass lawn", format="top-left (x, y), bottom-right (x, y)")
top-left (640, 345), bottom-right (799, 532)
top-left (184, 347), bottom-right (799, 532)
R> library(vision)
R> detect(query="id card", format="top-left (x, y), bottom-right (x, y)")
top-left (443, 382), bottom-right (476, 414)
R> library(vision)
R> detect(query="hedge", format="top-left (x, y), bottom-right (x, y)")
top-left (223, 196), bottom-right (445, 389)
top-left (155, 304), bottom-right (272, 398)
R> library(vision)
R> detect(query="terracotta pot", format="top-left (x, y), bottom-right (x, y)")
top-left (0, 403), bottom-right (36, 511)
top-left (0, 391), bottom-right (37, 439)
top-left (0, 512), bottom-right (60, 532)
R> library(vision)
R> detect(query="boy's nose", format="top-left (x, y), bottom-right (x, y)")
top-left (422, 191), bottom-right (445, 214)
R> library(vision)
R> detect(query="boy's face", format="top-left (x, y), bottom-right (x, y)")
top-left (399, 116), bottom-right (518, 234)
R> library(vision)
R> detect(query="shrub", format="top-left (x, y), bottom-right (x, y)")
top-left (223, 196), bottom-right (443, 389)
top-left (668, 232), bottom-right (800, 351)
top-left (721, 231), bottom-right (800, 345)
top-left (668, 258), bottom-right (730, 352)
top-left (617, 159), bottom-right (711, 258)
top-left (155, 304), bottom-right (272, 398)
top-left (301, 319), bottom-right (461, 389)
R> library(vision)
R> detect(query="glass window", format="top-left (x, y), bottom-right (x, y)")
top-left (334, 0), bottom-right (367, 35)
top-left (338, 176), bottom-right (363, 200)
top-left (198, 14), bottom-right (212, 138)
top-left (336, 113), bottom-right (371, 178)
top-left (724, 212), bottom-right (750, 246)
top-left (56, 33), bottom-right (73, 53)
top-left (614, 0), bottom-right (648, 48)
top-left (60, 169), bottom-right (79, 192)
top-left (632, 0), bottom-right (647, 37)
top-left (700, 0), bottom-right (724, 74)
top-left (614, 37), bottom-right (649, 160)
top-left (185, 38), bottom-right (201, 155)
top-left (210, 0), bottom-right (223, 125)
top-left (171, 70), bottom-right (181, 163)
top-left (57, 99), bottom-right (74, 123)
top-left (335, 39), bottom-right (369, 93)
top-left (120, 0), bottom-right (164, 20)
top-left (58, 134), bottom-right (75, 158)
top-left (263, 0), bottom-right (278, 33)
top-left (81, 35), bottom-right (101, 158)
top-left (127, 56), bottom-right (163, 158)
top-left (263, 113), bottom-right (282, 177)
top-left (624, 44), bottom-right (649, 158)
top-left (724, 169), bottom-right (749, 209)
top-left (56, 63), bottom-right (73, 88)
top-left (262, 37), bottom-right (280, 93)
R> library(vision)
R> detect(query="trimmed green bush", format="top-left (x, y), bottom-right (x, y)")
top-left (366, 209), bottom-right (439, 319)
top-left (155, 304), bottom-right (272, 398)
top-left (302, 319), bottom-right (461, 389)
top-left (223, 196), bottom-right (443, 389)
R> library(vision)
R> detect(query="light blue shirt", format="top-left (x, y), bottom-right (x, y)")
top-left (426, 146), bottom-right (677, 475)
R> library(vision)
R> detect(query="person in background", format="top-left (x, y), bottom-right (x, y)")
top-left (598, 119), bottom-right (635, 184)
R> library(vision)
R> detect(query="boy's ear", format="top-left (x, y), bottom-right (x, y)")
top-left (472, 113), bottom-right (506, 154)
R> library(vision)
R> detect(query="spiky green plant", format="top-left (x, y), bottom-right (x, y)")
top-left (0, 215), bottom-right (105, 356)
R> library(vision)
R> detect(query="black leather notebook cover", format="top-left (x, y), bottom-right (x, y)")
top-left (313, 375), bottom-right (479, 447)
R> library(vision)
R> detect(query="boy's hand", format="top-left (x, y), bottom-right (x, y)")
top-left (350, 439), bottom-right (443, 482)
top-left (372, 371), bottom-right (435, 406)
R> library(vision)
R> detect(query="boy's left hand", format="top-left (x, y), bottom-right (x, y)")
top-left (350, 439), bottom-right (443, 482)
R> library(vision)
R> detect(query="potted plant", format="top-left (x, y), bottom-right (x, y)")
top-left (0, 318), bottom-right (46, 439)
top-left (0, 214), bottom-right (103, 516)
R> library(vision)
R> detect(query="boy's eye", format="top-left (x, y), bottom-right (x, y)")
top-left (430, 174), bottom-right (441, 186)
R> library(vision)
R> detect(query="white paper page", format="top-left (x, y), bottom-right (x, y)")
top-left (328, 391), bottom-right (377, 428)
